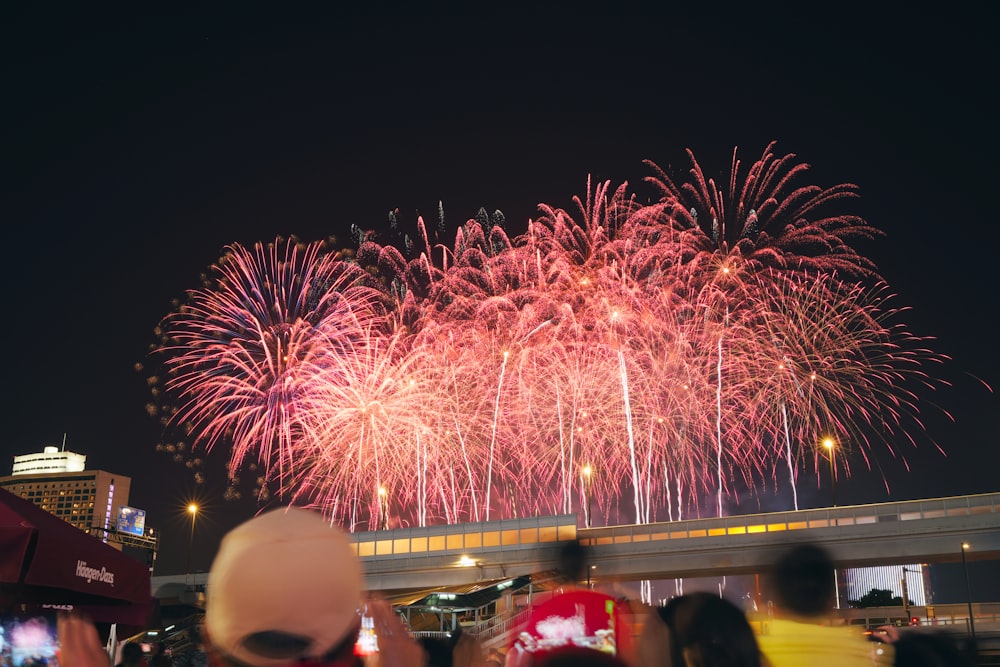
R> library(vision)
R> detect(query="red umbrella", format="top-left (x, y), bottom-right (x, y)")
top-left (0, 487), bottom-right (153, 624)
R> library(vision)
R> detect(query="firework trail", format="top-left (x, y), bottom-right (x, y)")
top-left (636, 141), bottom-right (891, 509)
top-left (150, 144), bottom-right (959, 538)
top-left (153, 237), bottom-right (387, 498)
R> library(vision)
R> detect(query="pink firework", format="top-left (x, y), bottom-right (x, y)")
top-left (641, 140), bottom-right (882, 281)
top-left (742, 272), bottom-right (951, 488)
top-left (151, 146), bottom-right (958, 532)
top-left (155, 236), bottom-right (388, 497)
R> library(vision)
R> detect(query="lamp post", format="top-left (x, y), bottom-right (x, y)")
top-left (186, 503), bottom-right (198, 588)
top-left (961, 542), bottom-right (976, 642)
top-left (820, 438), bottom-right (840, 608)
top-left (378, 486), bottom-right (389, 531)
top-left (901, 566), bottom-right (914, 623)
top-left (581, 464), bottom-right (593, 528)
top-left (822, 438), bottom-right (837, 507)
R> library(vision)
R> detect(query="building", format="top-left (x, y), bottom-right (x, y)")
top-left (1, 446), bottom-right (132, 535)
top-left (2, 445), bottom-right (159, 571)
top-left (12, 444), bottom-right (86, 475)
top-left (1, 470), bottom-right (132, 534)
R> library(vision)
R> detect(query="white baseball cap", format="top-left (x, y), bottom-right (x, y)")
top-left (205, 507), bottom-right (363, 667)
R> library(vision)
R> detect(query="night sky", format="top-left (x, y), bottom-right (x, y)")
top-left (2, 6), bottom-right (997, 591)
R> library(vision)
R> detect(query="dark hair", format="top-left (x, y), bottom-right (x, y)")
top-left (534, 646), bottom-right (627, 667)
top-left (892, 630), bottom-right (973, 667)
top-left (657, 593), bottom-right (761, 667)
top-left (557, 539), bottom-right (589, 582)
top-left (771, 543), bottom-right (836, 616)
top-left (655, 596), bottom-right (689, 667)
top-left (419, 636), bottom-right (455, 667)
top-left (120, 642), bottom-right (145, 666)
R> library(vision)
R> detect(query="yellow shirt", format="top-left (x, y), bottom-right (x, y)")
top-left (756, 618), bottom-right (893, 667)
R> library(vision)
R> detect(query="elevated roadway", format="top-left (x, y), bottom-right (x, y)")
top-left (352, 493), bottom-right (1000, 592)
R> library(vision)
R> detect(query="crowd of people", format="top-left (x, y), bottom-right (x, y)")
top-left (57, 507), bottom-right (979, 667)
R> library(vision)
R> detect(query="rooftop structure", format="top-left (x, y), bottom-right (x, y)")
top-left (12, 445), bottom-right (86, 475)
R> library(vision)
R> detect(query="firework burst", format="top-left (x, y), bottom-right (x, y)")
top-left (153, 236), bottom-right (387, 497)
top-left (150, 145), bottom-right (959, 535)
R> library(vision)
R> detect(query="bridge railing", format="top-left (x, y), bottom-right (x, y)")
top-left (473, 606), bottom-right (531, 644)
top-left (578, 492), bottom-right (1000, 547)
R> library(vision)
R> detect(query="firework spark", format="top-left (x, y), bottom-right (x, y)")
top-left (154, 236), bottom-right (387, 498)
top-left (150, 145), bottom-right (959, 534)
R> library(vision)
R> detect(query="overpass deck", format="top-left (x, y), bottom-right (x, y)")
top-left (351, 493), bottom-right (1000, 591)
top-left (150, 493), bottom-right (1000, 597)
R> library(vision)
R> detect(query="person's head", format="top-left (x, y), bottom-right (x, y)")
top-left (892, 630), bottom-right (973, 667)
top-left (419, 636), bottom-right (454, 667)
top-left (204, 507), bottom-right (364, 667)
top-left (638, 593), bottom-right (761, 667)
top-left (556, 539), bottom-right (589, 583)
top-left (533, 646), bottom-right (628, 667)
top-left (120, 642), bottom-right (145, 667)
top-left (770, 542), bottom-right (836, 617)
top-left (672, 593), bottom-right (761, 667)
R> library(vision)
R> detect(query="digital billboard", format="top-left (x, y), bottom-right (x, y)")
top-left (116, 505), bottom-right (146, 537)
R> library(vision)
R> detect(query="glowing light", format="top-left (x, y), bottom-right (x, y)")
top-left (150, 146), bottom-right (959, 530)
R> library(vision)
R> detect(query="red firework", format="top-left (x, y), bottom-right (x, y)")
top-left (150, 146), bottom-right (958, 530)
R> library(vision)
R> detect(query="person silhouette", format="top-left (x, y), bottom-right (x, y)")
top-left (635, 592), bottom-right (762, 667)
top-left (757, 542), bottom-right (892, 667)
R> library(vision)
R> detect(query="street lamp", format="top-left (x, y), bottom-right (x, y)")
top-left (961, 542), bottom-right (976, 642)
top-left (186, 503), bottom-right (198, 588)
top-left (378, 486), bottom-right (389, 531)
top-left (901, 566), bottom-right (915, 623)
top-left (581, 464), bottom-right (593, 528)
top-left (822, 438), bottom-right (836, 507)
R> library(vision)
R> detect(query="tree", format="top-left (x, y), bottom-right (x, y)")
top-left (848, 588), bottom-right (912, 608)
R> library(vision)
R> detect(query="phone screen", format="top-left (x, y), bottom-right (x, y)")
top-left (354, 608), bottom-right (379, 656)
top-left (0, 613), bottom-right (61, 667)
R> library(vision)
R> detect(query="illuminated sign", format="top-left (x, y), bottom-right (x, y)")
top-left (116, 505), bottom-right (146, 536)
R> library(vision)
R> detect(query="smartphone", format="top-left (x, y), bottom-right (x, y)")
top-left (354, 606), bottom-right (379, 656)
top-left (0, 612), bottom-right (61, 667)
